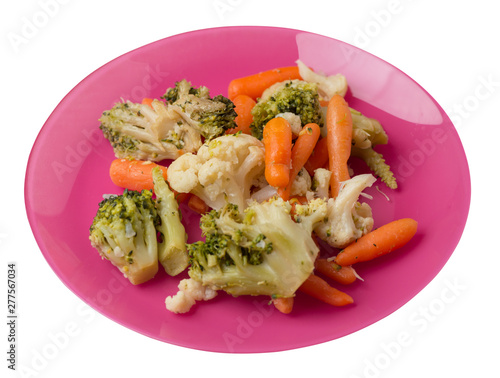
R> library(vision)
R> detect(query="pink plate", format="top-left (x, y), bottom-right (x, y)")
top-left (25, 26), bottom-right (470, 353)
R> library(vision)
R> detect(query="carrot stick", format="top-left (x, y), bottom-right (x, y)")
top-left (228, 66), bottom-right (301, 101)
top-left (278, 123), bottom-right (321, 201)
top-left (304, 137), bottom-right (329, 176)
top-left (299, 274), bottom-right (353, 306)
top-left (263, 117), bottom-right (292, 188)
top-left (335, 218), bottom-right (418, 266)
top-left (187, 194), bottom-right (210, 214)
top-left (142, 98), bottom-right (154, 108)
top-left (326, 94), bottom-right (353, 198)
top-left (272, 297), bottom-right (294, 314)
top-left (226, 94), bottom-right (256, 135)
top-left (314, 258), bottom-right (358, 285)
top-left (109, 158), bottom-right (168, 191)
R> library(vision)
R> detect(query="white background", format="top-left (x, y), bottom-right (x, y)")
top-left (1, 1), bottom-right (498, 377)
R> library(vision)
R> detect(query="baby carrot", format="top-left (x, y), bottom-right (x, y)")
top-left (187, 194), bottom-right (210, 214)
top-left (278, 123), bottom-right (321, 200)
top-left (314, 258), bottom-right (358, 285)
top-left (299, 274), bottom-right (354, 306)
top-left (335, 218), bottom-right (418, 266)
top-left (327, 94), bottom-right (353, 198)
top-left (263, 117), bottom-right (292, 188)
top-left (141, 98), bottom-right (154, 108)
top-left (272, 297), bottom-right (294, 314)
top-left (109, 158), bottom-right (168, 191)
top-left (226, 94), bottom-right (256, 135)
top-left (304, 136), bottom-right (329, 177)
top-left (227, 66), bottom-right (301, 100)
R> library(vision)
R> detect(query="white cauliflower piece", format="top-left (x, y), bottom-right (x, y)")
top-left (165, 278), bottom-right (218, 314)
top-left (314, 174), bottom-right (376, 249)
top-left (167, 133), bottom-right (266, 211)
top-left (311, 168), bottom-right (332, 200)
top-left (296, 59), bottom-right (348, 100)
top-left (290, 168), bottom-right (312, 197)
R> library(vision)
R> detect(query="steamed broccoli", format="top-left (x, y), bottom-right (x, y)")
top-left (99, 99), bottom-right (202, 161)
top-left (250, 80), bottom-right (323, 139)
top-left (152, 167), bottom-right (189, 276)
top-left (89, 189), bottom-right (159, 285)
top-left (186, 198), bottom-right (327, 300)
top-left (89, 171), bottom-right (189, 284)
top-left (163, 79), bottom-right (237, 140)
top-left (350, 109), bottom-right (397, 189)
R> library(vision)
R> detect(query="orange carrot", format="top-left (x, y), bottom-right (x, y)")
top-left (278, 123), bottom-right (321, 201)
top-left (228, 66), bottom-right (301, 100)
top-left (263, 117), bottom-right (292, 188)
top-left (326, 94), bottom-right (353, 198)
top-left (299, 274), bottom-right (353, 306)
top-left (335, 218), bottom-right (418, 266)
top-left (187, 195), bottom-right (210, 214)
top-left (272, 297), bottom-right (294, 314)
top-left (304, 137), bottom-right (329, 176)
top-left (226, 94), bottom-right (256, 135)
top-left (174, 192), bottom-right (191, 204)
top-left (109, 158), bottom-right (168, 191)
top-left (314, 258), bottom-right (358, 285)
top-left (142, 98), bottom-right (154, 108)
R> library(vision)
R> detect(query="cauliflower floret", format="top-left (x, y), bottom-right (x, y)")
top-left (165, 278), bottom-right (218, 314)
top-left (167, 133), bottom-right (266, 211)
top-left (290, 168), bottom-right (312, 197)
top-left (296, 59), bottom-right (348, 100)
top-left (314, 174), bottom-right (376, 249)
top-left (310, 168), bottom-right (332, 200)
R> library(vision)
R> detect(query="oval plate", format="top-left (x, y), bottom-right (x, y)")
top-left (25, 26), bottom-right (470, 353)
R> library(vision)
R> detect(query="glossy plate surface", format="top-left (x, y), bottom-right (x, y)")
top-left (25, 26), bottom-right (470, 353)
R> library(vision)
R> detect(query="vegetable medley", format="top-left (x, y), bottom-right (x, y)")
top-left (89, 60), bottom-right (418, 315)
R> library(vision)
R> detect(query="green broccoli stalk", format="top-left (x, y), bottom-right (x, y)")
top-left (351, 147), bottom-right (397, 189)
top-left (163, 79), bottom-right (237, 140)
top-left (187, 198), bottom-right (327, 298)
top-left (89, 189), bottom-right (159, 285)
top-left (250, 80), bottom-right (323, 139)
top-left (152, 167), bottom-right (189, 276)
top-left (350, 108), bottom-right (397, 189)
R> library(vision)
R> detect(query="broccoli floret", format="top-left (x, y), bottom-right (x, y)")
top-left (250, 80), bottom-right (323, 139)
top-left (163, 80), bottom-right (210, 104)
top-left (152, 167), bottom-right (189, 276)
top-left (163, 79), bottom-right (237, 140)
top-left (99, 99), bottom-right (202, 161)
top-left (89, 189), bottom-right (159, 285)
top-left (187, 198), bottom-right (327, 300)
top-left (350, 109), bottom-right (397, 189)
